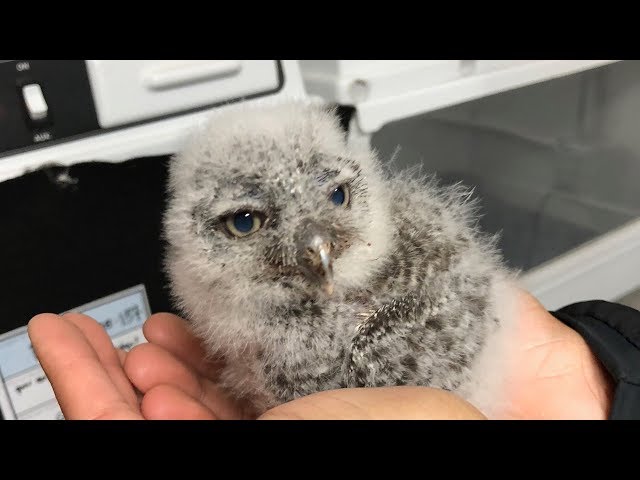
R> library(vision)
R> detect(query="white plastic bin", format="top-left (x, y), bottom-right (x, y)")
top-left (367, 60), bottom-right (640, 308)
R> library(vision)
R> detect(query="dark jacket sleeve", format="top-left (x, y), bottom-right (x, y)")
top-left (551, 300), bottom-right (640, 420)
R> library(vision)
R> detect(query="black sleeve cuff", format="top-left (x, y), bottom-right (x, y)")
top-left (551, 300), bottom-right (640, 420)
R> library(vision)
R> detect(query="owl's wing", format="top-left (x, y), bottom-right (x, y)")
top-left (347, 296), bottom-right (429, 387)
top-left (346, 293), bottom-right (481, 392)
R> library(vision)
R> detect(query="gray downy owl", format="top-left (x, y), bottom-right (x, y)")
top-left (163, 100), bottom-right (520, 418)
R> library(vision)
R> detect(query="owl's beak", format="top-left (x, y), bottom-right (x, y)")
top-left (317, 243), bottom-right (334, 296)
top-left (301, 234), bottom-right (334, 296)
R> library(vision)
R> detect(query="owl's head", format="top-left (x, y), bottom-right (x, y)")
top-left (164, 101), bottom-right (392, 319)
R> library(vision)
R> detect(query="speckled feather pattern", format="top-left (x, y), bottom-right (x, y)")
top-left (163, 100), bottom-right (519, 417)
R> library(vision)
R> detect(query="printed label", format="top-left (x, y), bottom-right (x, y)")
top-left (0, 285), bottom-right (151, 420)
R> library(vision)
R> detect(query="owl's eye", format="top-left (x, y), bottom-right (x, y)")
top-left (330, 184), bottom-right (350, 207)
top-left (225, 211), bottom-right (264, 237)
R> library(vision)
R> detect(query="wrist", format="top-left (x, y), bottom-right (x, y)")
top-left (579, 337), bottom-right (615, 419)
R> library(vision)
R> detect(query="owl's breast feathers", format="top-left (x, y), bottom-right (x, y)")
top-left (338, 194), bottom-right (494, 390)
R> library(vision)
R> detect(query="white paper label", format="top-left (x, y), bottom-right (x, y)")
top-left (0, 284), bottom-right (151, 420)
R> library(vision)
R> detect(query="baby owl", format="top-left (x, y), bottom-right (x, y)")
top-left (163, 100), bottom-right (519, 418)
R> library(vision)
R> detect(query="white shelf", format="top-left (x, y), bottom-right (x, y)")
top-left (521, 218), bottom-right (640, 310)
top-left (300, 60), bottom-right (620, 134)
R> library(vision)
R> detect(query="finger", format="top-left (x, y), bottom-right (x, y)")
top-left (28, 314), bottom-right (140, 420)
top-left (259, 386), bottom-right (487, 420)
top-left (512, 288), bottom-right (575, 345)
top-left (62, 312), bottom-right (139, 409)
top-left (124, 342), bottom-right (244, 420)
top-left (116, 348), bottom-right (127, 366)
top-left (502, 288), bottom-right (613, 419)
top-left (142, 313), bottom-right (224, 379)
top-left (141, 384), bottom-right (217, 420)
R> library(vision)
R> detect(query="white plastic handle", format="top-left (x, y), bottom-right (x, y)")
top-left (142, 60), bottom-right (242, 91)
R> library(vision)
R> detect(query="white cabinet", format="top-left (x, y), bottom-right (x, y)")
top-left (86, 60), bottom-right (282, 129)
top-left (300, 60), bottom-right (619, 134)
top-left (0, 60), bottom-right (305, 183)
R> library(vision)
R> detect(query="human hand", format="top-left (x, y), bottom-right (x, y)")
top-left (27, 312), bottom-right (485, 420)
top-left (27, 311), bottom-right (243, 420)
top-left (28, 286), bottom-right (614, 420)
top-left (120, 289), bottom-right (615, 420)
top-left (27, 312), bottom-right (144, 420)
top-left (120, 288), bottom-right (615, 420)
top-left (489, 288), bottom-right (613, 419)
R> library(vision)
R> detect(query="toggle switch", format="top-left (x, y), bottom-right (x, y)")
top-left (22, 84), bottom-right (48, 122)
